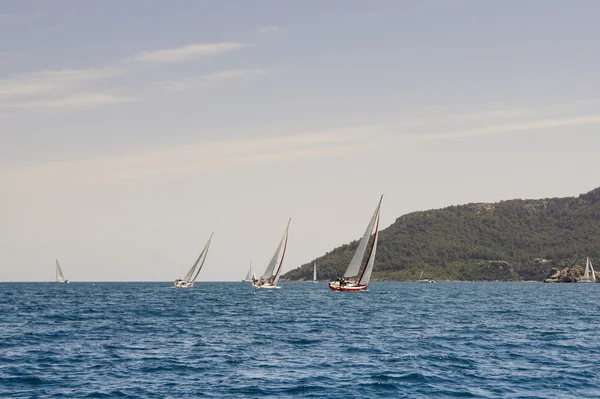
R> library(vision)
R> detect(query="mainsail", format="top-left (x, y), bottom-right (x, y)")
top-left (55, 259), bottom-right (66, 283)
top-left (261, 219), bottom-right (291, 280)
top-left (313, 262), bottom-right (317, 282)
top-left (245, 261), bottom-right (254, 281)
top-left (583, 257), bottom-right (596, 282)
top-left (182, 232), bottom-right (214, 283)
top-left (343, 195), bottom-right (383, 279)
top-left (358, 213), bottom-right (380, 286)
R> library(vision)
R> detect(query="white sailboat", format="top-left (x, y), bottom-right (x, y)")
top-left (418, 269), bottom-right (435, 283)
top-left (581, 257), bottom-right (596, 283)
top-left (242, 261), bottom-right (255, 282)
top-left (253, 219), bottom-right (291, 289)
top-left (329, 195), bottom-right (383, 292)
top-left (55, 259), bottom-right (69, 284)
top-left (313, 262), bottom-right (318, 283)
top-left (174, 232), bottom-right (214, 288)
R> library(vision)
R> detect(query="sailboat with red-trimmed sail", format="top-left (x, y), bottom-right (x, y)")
top-left (253, 219), bottom-right (291, 289)
top-left (329, 195), bottom-right (382, 292)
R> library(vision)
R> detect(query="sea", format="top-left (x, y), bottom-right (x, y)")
top-left (0, 282), bottom-right (598, 398)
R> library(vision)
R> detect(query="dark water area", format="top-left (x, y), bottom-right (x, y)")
top-left (0, 282), bottom-right (599, 398)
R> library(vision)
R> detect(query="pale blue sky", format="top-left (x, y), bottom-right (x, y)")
top-left (1, 1), bottom-right (599, 281)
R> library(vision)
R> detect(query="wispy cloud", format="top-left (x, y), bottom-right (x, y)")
top-left (0, 40), bottom-right (254, 109)
top-left (399, 114), bottom-right (600, 142)
top-left (128, 42), bottom-right (247, 64)
top-left (258, 26), bottom-right (286, 34)
top-left (0, 67), bottom-right (125, 99)
top-left (1, 125), bottom-right (381, 184)
top-left (0, 93), bottom-right (135, 109)
top-left (167, 68), bottom-right (269, 91)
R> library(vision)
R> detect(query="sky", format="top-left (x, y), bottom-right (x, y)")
top-left (1, 0), bottom-right (599, 281)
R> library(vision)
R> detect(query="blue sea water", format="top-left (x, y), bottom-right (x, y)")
top-left (0, 282), bottom-right (599, 398)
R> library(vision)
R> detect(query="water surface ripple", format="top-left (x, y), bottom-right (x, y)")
top-left (1, 282), bottom-right (598, 398)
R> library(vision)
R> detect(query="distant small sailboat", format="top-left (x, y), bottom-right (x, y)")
top-left (253, 219), bottom-right (291, 289)
top-left (418, 269), bottom-right (435, 283)
top-left (55, 259), bottom-right (69, 284)
top-left (329, 195), bottom-right (383, 292)
top-left (581, 257), bottom-right (596, 283)
top-left (313, 262), bottom-right (318, 283)
top-left (174, 232), bottom-right (213, 288)
top-left (242, 261), bottom-right (256, 282)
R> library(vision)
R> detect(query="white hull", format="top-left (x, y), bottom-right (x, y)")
top-left (174, 280), bottom-right (194, 288)
top-left (253, 283), bottom-right (280, 289)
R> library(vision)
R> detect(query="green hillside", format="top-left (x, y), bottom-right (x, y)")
top-left (282, 186), bottom-right (600, 282)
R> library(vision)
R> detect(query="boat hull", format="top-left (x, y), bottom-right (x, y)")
top-left (253, 282), bottom-right (279, 289)
top-left (174, 280), bottom-right (194, 288)
top-left (328, 282), bottom-right (368, 291)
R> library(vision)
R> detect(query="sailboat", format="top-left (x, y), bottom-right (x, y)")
top-left (313, 262), bottom-right (318, 283)
top-left (55, 259), bottom-right (69, 284)
top-left (329, 195), bottom-right (383, 292)
top-left (581, 257), bottom-right (596, 283)
top-left (174, 232), bottom-right (214, 288)
top-left (252, 219), bottom-right (291, 289)
top-left (417, 269), bottom-right (435, 283)
top-left (242, 261), bottom-right (256, 282)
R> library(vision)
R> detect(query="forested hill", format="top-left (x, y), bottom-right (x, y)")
top-left (282, 186), bottom-right (600, 282)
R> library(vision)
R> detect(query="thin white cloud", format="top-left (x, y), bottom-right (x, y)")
top-left (258, 26), bottom-right (286, 34)
top-left (167, 68), bottom-right (269, 91)
top-left (0, 67), bottom-right (125, 99)
top-left (0, 93), bottom-right (135, 109)
top-left (129, 42), bottom-right (247, 64)
top-left (401, 114), bottom-right (600, 141)
top-left (0, 40), bottom-right (255, 109)
top-left (1, 125), bottom-right (382, 184)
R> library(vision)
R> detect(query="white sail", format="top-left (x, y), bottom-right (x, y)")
top-left (591, 260), bottom-right (596, 283)
top-left (245, 261), bottom-right (253, 281)
top-left (272, 221), bottom-right (291, 285)
top-left (343, 195), bottom-right (383, 279)
top-left (55, 259), bottom-right (66, 283)
top-left (181, 232), bottom-right (213, 283)
top-left (358, 211), bottom-right (380, 286)
top-left (583, 257), bottom-right (592, 282)
top-left (313, 262), bottom-right (317, 282)
top-left (261, 219), bottom-right (291, 280)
